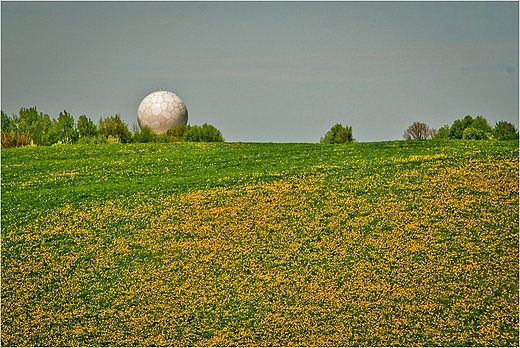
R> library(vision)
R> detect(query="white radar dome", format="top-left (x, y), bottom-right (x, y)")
top-left (137, 90), bottom-right (188, 134)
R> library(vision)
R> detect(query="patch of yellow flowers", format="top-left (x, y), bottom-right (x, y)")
top-left (2, 153), bottom-right (518, 346)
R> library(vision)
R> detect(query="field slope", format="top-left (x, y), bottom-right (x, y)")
top-left (1, 140), bottom-right (518, 346)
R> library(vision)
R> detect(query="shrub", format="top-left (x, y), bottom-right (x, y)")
top-left (320, 124), bottom-right (354, 144)
top-left (98, 114), bottom-right (132, 143)
top-left (77, 134), bottom-right (108, 145)
top-left (493, 121), bottom-right (519, 140)
top-left (133, 125), bottom-right (158, 143)
top-left (166, 124), bottom-right (191, 142)
top-left (433, 125), bottom-right (450, 140)
top-left (2, 111), bottom-right (12, 132)
top-left (183, 123), bottom-right (224, 142)
top-left (1, 131), bottom-right (33, 148)
top-left (462, 127), bottom-right (487, 140)
top-left (107, 135), bottom-right (121, 144)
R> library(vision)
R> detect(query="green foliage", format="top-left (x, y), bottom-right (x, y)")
top-left (462, 127), bottom-right (487, 140)
top-left (320, 123), bottom-right (354, 144)
top-left (472, 115), bottom-right (493, 134)
top-left (16, 107), bottom-right (50, 145)
top-left (131, 124), bottom-right (196, 143)
top-left (449, 115), bottom-right (495, 140)
top-left (433, 125), bottom-right (450, 140)
top-left (1, 107), bottom-right (84, 146)
top-left (449, 120), bottom-right (464, 139)
top-left (2, 111), bottom-right (12, 132)
top-left (32, 114), bottom-right (53, 146)
top-left (2, 106), bottom-right (517, 148)
top-left (130, 123), bottom-right (225, 144)
top-left (183, 123), bottom-right (225, 142)
top-left (98, 114), bottom-right (132, 143)
top-left (77, 134), bottom-right (108, 145)
top-left (77, 115), bottom-right (98, 138)
top-left (53, 110), bottom-right (79, 144)
top-left (493, 121), bottom-right (519, 140)
top-left (17, 107), bottom-right (40, 131)
top-left (132, 125), bottom-right (159, 143)
top-left (166, 124), bottom-right (191, 142)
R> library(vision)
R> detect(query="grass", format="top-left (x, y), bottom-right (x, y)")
top-left (1, 140), bottom-right (518, 346)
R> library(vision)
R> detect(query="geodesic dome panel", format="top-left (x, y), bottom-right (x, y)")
top-left (137, 90), bottom-right (188, 134)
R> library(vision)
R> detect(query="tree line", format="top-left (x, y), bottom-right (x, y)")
top-left (319, 115), bottom-right (518, 144)
top-left (1, 107), bottom-right (224, 148)
top-left (403, 115), bottom-right (518, 141)
top-left (2, 107), bottom-right (517, 148)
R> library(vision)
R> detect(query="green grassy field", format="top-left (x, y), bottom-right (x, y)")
top-left (1, 140), bottom-right (518, 346)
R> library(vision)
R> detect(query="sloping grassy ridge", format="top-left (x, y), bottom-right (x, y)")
top-left (1, 141), bottom-right (518, 346)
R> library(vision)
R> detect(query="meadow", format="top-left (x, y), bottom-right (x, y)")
top-left (1, 140), bottom-right (518, 346)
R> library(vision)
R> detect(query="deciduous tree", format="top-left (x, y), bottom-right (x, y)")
top-left (493, 121), bottom-right (518, 140)
top-left (98, 114), bottom-right (132, 143)
top-left (403, 122), bottom-right (436, 140)
top-left (77, 115), bottom-right (98, 138)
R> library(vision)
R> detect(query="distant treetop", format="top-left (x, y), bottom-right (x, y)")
top-left (433, 115), bottom-right (518, 141)
top-left (320, 123), bottom-right (354, 144)
top-left (403, 122), bottom-right (436, 140)
top-left (1, 107), bottom-right (225, 148)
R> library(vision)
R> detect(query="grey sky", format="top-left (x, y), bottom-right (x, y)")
top-left (2, 1), bottom-right (518, 142)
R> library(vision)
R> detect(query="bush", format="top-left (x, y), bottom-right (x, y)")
top-left (77, 134), bottom-right (108, 145)
top-left (493, 121), bottom-right (519, 140)
top-left (462, 127), bottom-right (487, 140)
top-left (133, 125), bottom-right (158, 143)
top-left (320, 124), bottom-right (354, 144)
top-left (166, 124), bottom-right (191, 142)
top-left (183, 123), bottom-right (224, 142)
top-left (1, 111), bottom-right (12, 132)
top-left (1, 131), bottom-right (33, 148)
top-left (107, 135), bottom-right (121, 144)
top-left (98, 114), bottom-right (132, 143)
top-left (433, 125), bottom-right (450, 140)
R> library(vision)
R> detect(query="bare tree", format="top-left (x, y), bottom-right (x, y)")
top-left (403, 122), bottom-right (437, 140)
